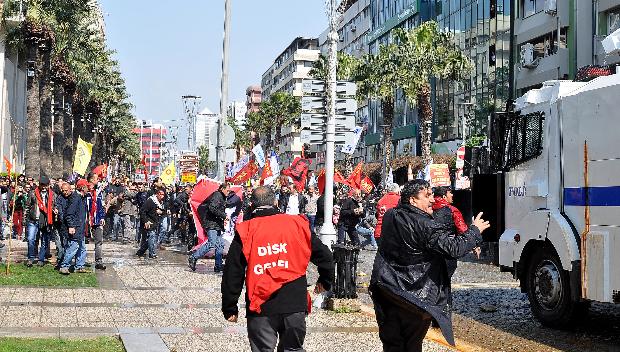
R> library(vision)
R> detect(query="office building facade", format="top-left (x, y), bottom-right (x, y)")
top-left (245, 85), bottom-right (262, 115)
top-left (195, 107), bottom-right (218, 148)
top-left (227, 101), bottom-right (247, 128)
top-left (134, 122), bottom-right (167, 176)
top-left (261, 37), bottom-right (320, 167)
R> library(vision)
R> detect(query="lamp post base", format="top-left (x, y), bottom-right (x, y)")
top-left (319, 223), bottom-right (338, 249)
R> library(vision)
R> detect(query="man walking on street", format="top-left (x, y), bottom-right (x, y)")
top-left (369, 180), bottom-right (490, 351)
top-left (136, 188), bottom-right (166, 259)
top-left (222, 186), bottom-right (334, 352)
top-left (59, 179), bottom-right (89, 275)
top-left (188, 183), bottom-right (229, 272)
top-left (304, 186), bottom-right (319, 234)
top-left (87, 173), bottom-right (106, 270)
top-left (25, 176), bottom-right (55, 267)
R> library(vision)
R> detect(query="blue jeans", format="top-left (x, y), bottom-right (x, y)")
top-left (158, 216), bottom-right (169, 244)
top-left (112, 213), bottom-right (122, 240)
top-left (307, 215), bottom-right (316, 234)
top-left (54, 229), bottom-right (67, 264)
top-left (191, 229), bottom-right (224, 269)
top-left (27, 222), bottom-right (52, 262)
top-left (137, 228), bottom-right (158, 257)
top-left (356, 225), bottom-right (377, 248)
top-left (61, 237), bottom-right (86, 269)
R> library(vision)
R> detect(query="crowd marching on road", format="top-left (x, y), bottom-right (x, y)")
top-left (0, 166), bottom-right (494, 352)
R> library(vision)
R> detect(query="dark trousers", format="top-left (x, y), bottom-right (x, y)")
top-left (247, 312), bottom-right (306, 352)
top-left (374, 296), bottom-right (432, 352)
top-left (337, 224), bottom-right (359, 246)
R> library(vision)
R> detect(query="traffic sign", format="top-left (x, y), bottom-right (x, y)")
top-left (208, 124), bottom-right (235, 148)
top-left (301, 97), bottom-right (357, 114)
top-left (300, 114), bottom-right (356, 130)
top-left (302, 80), bottom-right (357, 96)
top-left (300, 129), bottom-right (354, 145)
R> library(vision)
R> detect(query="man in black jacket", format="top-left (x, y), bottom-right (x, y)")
top-left (221, 186), bottom-right (334, 352)
top-left (188, 182), bottom-right (229, 272)
top-left (277, 184), bottom-right (307, 215)
top-left (369, 180), bottom-right (490, 351)
top-left (136, 188), bottom-right (165, 259)
top-left (337, 188), bottom-right (364, 245)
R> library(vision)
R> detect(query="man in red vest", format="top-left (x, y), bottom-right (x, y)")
top-left (374, 183), bottom-right (400, 247)
top-left (222, 186), bottom-right (334, 352)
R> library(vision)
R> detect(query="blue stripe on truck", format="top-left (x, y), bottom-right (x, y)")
top-left (564, 186), bottom-right (620, 206)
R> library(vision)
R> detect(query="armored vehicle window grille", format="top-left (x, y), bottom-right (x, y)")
top-left (490, 111), bottom-right (545, 170)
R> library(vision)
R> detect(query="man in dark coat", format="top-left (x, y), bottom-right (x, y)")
top-left (59, 180), bottom-right (89, 275)
top-left (188, 182), bottom-right (229, 272)
top-left (337, 188), bottom-right (364, 245)
top-left (136, 188), bottom-right (165, 258)
top-left (369, 180), bottom-right (490, 351)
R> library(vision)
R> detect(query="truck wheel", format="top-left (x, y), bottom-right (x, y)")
top-left (526, 248), bottom-right (587, 327)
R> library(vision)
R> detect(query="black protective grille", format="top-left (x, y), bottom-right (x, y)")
top-left (490, 111), bottom-right (545, 171)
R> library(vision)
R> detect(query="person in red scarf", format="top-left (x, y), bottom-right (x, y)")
top-left (222, 186), bottom-right (334, 352)
top-left (432, 186), bottom-right (477, 278)
top-left (24, 176), bottom-right (55, 267)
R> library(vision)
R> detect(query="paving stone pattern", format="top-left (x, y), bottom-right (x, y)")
top-left (0, 241), bottom-right (451, 352)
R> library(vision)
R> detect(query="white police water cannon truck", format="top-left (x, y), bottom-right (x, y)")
top-left (494, 58), bottom-right (620, 327)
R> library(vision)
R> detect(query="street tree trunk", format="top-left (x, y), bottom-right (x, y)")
top-left (52, 83), bottom-right (65, 179)
top-left (24, 44), bottom-right (41, 179)
top-left (418, 85), bottom-right (434, 165)
top-left (39, 47), bottom-right (53, 178)
top-left (63, 93), bottom-right (74, 176)
top-left (381, 97), bottom-right (394, 186)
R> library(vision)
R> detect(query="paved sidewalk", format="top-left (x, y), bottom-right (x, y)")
top-left (0, 240), bottom-right (450, 352)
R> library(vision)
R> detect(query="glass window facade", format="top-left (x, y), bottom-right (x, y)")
top-left (434, 0), bottom-right (512, 141)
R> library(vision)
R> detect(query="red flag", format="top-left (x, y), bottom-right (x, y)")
top-left (334, 170), bottom-right (350, 187)
top-left (230, 160), bottom-right (258, 185)
top-left (259, 158), bottom-right (274, 185)
top-left (317, 168), bottom-right (326, 194)
top-left (3, 156), bottom-right (12, 176)
top-left (190, 179), bottom-right (244, 252)
top-left (93, 164), bottom-right (108, 178)
top-left (282, 157), bottom-right (311, 192)
top-left (360, 176), bottom-right (375, 194)
top-left (141, 155), bottom-right (149, 180)
top-left (347, 162), bottom-right (363, 189)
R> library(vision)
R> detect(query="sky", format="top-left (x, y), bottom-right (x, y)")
top-left (99, 0), bottom-right (328, 147)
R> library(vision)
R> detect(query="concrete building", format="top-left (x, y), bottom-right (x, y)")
top-left (195, 107), bottom-right (218, 148)
top-left (227, 101), bottom-right (247, 128)
top-left (245, 85), bottom-right (262, 115)
top-left (261, 37), bottom-right (320, 167)
top-left (133, 122), bottom-right (167, 176)
top-left (0, 5), bottom-right (28, 174)
top-left (513, 0), bottom-right (620, 95)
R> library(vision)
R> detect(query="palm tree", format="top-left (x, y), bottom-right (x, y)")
top-left (259, 92), bottom-right (301, 154)
top-left (355, 42), bottom-right (402, 184)
top-left (356, 21), bottom-right (472, 181)
top-left (309, 52), bottom-right (360, 81)
top-left (393, 22), bottom-right (472, 164)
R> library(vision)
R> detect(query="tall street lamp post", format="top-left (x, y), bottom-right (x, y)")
top-left (216, 0), bottom-right (232, 182)
top-left (319, 0), bottom-right (344, 247)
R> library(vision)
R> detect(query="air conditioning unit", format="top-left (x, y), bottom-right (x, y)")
top-left (544, 0), bottom-right (557, 15)
top-left (351, 25), bottom-right (357, 32)
top-left (520, 43), bottom-right (538, 68)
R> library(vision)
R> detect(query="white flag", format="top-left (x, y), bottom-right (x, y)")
top-left (269, 151), bottom-right (280, 176)
top-left (341, 126), bottom-right (363, 154)
top-left (387, 167), bottom-right (394, 185)
top-left (252, 144), bottom-right (266, 167)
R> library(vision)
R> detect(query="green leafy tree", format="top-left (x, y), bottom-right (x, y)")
top-left (259, 92), bottom-right (301, 153)
top-left (309, 52), bottom-right (360, 81)
top-left (393, 22), bottom-right (472, 164)
top-left (356, 21), bottom-right (472, 179)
